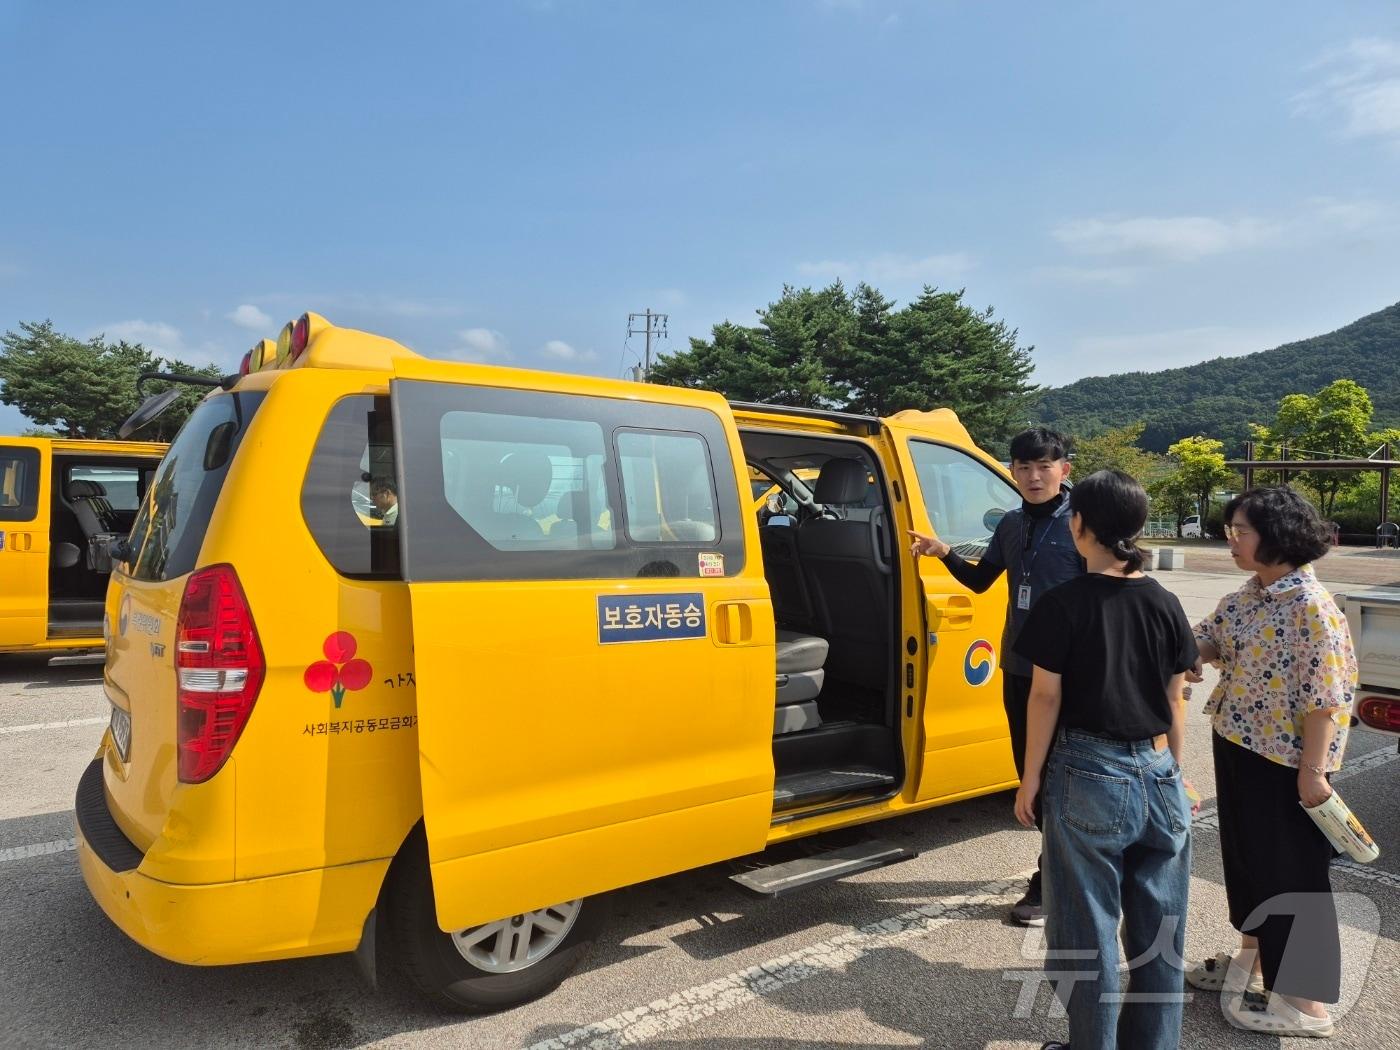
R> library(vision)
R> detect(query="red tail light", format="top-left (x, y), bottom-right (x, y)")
top-left (289, 314), bottom-right (310, 360)
top-left (1357, 695), bottom-right (1400, 733)
top-left (176, 564), bottom-right (265, 783)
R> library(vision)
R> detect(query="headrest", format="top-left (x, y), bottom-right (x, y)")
top-left (67, 479), bottom-right (104, 499)
top-left (496, 451), bottom-right (552, 509)
top-left (555, 491), bottom-right (577, 522)
top-left (813, 458), bottom-right (869, 505)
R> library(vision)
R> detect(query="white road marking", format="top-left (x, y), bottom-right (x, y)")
top-left (0, 838), bottom-right (76, 864)
top-left (535, 746), bottom-right (1400, 1049)
top-left (524, 872), bottom-right (1031, 1050)
top-left (0, 716), bottom-right (105, 736)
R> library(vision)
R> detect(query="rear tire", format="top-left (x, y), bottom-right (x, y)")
top-left (386, 827), bottom-right (607, 1012)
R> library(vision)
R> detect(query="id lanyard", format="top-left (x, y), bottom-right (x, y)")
top-left (1016, 501), bottom-right (1070, 611)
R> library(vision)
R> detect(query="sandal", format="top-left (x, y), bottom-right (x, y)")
top-left (1226, 994), bottom-right (1334, 1038)
top-left (1185, 951), bottom-right (1265, 993)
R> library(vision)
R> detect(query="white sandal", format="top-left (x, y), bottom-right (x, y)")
top-left (1226, 993), bottom-right (1335, 1038)
top-left (1185, 950), bottom-right (1265, 993)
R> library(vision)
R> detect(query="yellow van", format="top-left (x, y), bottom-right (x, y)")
top-left (76, 313), bottom-right (1023, 1011)
top-left (1, 437), bottom-right (166, 654)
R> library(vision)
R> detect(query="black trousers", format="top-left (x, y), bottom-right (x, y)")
top-left (1213, 731), bottom-right (1341, 1002)
top-left (1004, 672), bottom-right (1043, 894)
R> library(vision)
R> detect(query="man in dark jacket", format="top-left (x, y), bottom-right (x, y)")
top-left (909, 427), bottom-right (1084, 925)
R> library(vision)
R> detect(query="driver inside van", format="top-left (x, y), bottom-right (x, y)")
top-left (371, 477), bottom-right (399, 526)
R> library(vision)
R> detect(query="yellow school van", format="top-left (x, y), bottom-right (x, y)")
top-left (76, 313), bottom-right (1023, 1011)
top-left (1, 437), bottom-right (166, 654)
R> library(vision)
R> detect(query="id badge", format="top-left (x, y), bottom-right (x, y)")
top-left (1016, 583), bottom-right (1032, 610)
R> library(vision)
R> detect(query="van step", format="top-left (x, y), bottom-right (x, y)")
top-left (730, 838), bottom-right (917, 897)
top-left (772, 765), bottom-right (896, 810)
top-left (48, 651), bottom-right (105, 667)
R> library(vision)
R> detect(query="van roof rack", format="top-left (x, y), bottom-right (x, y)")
top-left (727, 401), bottom-right (880, 435)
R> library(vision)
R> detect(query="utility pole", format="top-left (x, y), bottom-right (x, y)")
top-left (627, 308), bottom-right (668, 382)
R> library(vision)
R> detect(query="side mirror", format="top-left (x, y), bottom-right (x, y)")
top-left (119, 388), bottom-right (182, 439)
top-left (53, 542), bottom-right (81, 569)
top-left (983, 507), bottom-right (1007, 532)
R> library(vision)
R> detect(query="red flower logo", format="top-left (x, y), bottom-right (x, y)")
top-left (304, 632), bottom-right (373, 709)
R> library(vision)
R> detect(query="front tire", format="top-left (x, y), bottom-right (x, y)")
top-left (386, 827), bottom-right (607, 1012)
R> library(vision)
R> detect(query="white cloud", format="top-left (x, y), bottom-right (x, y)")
top-left (453, 327), bottom-right (511, 362)
top-left (90, 320), bottom-right (226, 367)
top-left (795, 251), bottom-right (974, 285)
top-left (226, 304), bottom-right (273, 331)
top-left (1051, 215), bottom-right (1276, 263)
top-left (541, 339), bottom-right (597, 363)
top-left (1294, 38), bottom-right (1400, 143)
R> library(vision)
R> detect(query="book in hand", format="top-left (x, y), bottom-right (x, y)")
top-left (1301, 789), bottom-right (1380, 863)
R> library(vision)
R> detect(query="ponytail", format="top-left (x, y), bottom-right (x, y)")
top-left (1110, 536), bottom-right (1147, 573)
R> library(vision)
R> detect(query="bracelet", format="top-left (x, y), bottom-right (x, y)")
top-left (1302, 762), bottom-right (1325, 775)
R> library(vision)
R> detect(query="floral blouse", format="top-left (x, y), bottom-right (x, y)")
top-left (1193, 564), bottom-right (1357, 771)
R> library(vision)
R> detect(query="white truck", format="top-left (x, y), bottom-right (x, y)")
top-left (1343, 590), bottom-right (1400, 748)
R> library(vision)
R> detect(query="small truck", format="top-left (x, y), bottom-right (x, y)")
top-left (1342, 590), bottom-right (1400, 749)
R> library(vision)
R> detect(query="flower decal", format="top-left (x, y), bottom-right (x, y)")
top-left (304, 631), bottom-right (373, 708)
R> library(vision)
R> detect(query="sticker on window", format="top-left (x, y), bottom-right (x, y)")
top-left (698, 552), bottom-right (724, 577)
top-left (598, 593), bottom-right (706, 643)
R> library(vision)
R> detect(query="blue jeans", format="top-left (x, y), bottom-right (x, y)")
top-left (1041, 729), bottom-right (1192, 1050)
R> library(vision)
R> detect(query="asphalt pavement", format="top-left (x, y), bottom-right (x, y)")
top-left (1, 569), bottom-right (1397, 1049)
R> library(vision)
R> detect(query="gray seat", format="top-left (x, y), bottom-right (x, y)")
top-left (774, 629), bottom-right (827, 735)
top-left (760, 522), bottom-right (817, 630)
top-left (797, 457), bottom-right (891, 687)
top-left (471, 451), bottom-right (550, 545)
top-left (66, 479), bottom-right (120, 572)
top-left (549, 491), bottom-right (579, 542)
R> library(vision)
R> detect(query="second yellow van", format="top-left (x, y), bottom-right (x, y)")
top-left (1, 437), bottom-right (165, 654)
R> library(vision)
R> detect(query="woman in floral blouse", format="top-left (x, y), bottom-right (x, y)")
top-left (1187, 486), bottom-right (1357, 1039)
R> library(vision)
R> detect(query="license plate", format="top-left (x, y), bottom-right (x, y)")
top-left (109, 703), bottom-right (131, 762)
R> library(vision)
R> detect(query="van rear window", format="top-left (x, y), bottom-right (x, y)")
top-left (126, 392), bottom-right (265, 582)
top-left (301, 394), bottom-right (401, 579)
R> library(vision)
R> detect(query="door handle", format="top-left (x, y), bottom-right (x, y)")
top-left (926, 593), bottom-right (974, 633)
top-left (713, 601), bottom-right (753, 645)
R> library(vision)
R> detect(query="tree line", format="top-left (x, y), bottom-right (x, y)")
top-left (0, 320), bottom-right (221, 440)
top-left (6, 293), bottom-right (1391, 539)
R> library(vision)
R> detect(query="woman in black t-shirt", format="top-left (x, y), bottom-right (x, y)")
top-left (1011, 469), bottom-right (1198, 1050)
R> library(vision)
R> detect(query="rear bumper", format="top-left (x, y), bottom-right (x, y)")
top-left (74, 758), bottom-right (389, 966)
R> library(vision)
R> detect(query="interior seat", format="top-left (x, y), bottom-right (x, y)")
top-left (760, 522), bottom-right (817, 631)
top-left (66, 479), bottom-right (120, 572)
top-left (774, 629), bottom-right (828, 735)
top-left (797, 457), bottom-right (892, 687)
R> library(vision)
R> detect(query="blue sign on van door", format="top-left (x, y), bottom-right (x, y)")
top-left (597, 593), bottom-right (707, 644)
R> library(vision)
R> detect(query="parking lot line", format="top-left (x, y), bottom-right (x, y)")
top-left (0, 838), bottom-right (76, 864)
top-left (0, 716), bottom-right (105, 736)
top-left (523, 871), bottom-right (1033, 1050)
top-left (531, 745), bottom-right (1399, 1050)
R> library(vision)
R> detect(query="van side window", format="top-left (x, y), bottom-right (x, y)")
top-left (394, 381), bottom-right (746, 582)
top-left (908, 440), bottom-right (1020, 558)
top-left (0, 447), bottom-right (40, 522)
top-left (301, 395), bottom-right (402, 580)
top-left (439, 411), bottom-right (616, 552)
top-left (617, 431), bottom-right (718, 543)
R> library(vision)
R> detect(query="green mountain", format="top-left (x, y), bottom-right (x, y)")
top-left (1035, 301), bottom-right (1400, 453)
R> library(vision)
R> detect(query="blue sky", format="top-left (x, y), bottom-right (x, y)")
top-left (3, 1), bottom-right (1399, 434)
